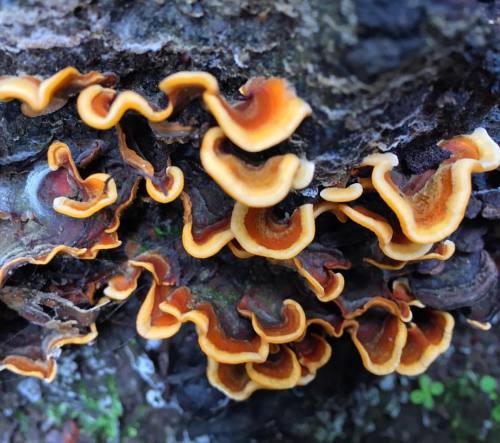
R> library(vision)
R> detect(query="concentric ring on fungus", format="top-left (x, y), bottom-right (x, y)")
top-left (361, 128), bottom-right (500, 244)
top-left (200, 127), bottom-right (313, 207)
top-left (231, 203), bottom-right (315, 259)
top-left (203, 77), bottom-right (312, 152)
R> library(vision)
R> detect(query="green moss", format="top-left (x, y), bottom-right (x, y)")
top-left (42, 375), bottom-right (124, 442)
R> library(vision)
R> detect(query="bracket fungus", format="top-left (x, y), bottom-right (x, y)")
top-left (200, 127), bottom-right (313, 207)
top-left (0, 277), bottom-right (107, 380)
top-left (231, 203), bottom-right (316, 259)
top-left (320, 183), bottom-right (363, 203)
top-left (0, 144), bottom-right (136, 286)
top-left (0, 65), bottom-right (498, 402)
top-left (361, 128), bottom-right (500, 244)
top-left (116, 124), bottom-right (184, 204)
top-left (47, 141), bottom-right (118, 218)
top-left (291, 245), bottom-right (351, 302)
top-left (77, 71), bottom-right (218, 130)
top-left (77, 71), bottom-right (311, 153)
top-left (203, 77), bottom-right (312, 152)
top-left (0, 67), bottom-right (116, 117)
top-left (181, 192), bottom-right (234, 259)
top-left (340, 281), bottom-right (455, 376)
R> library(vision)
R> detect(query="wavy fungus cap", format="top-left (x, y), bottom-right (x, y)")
top-left (48, 142), bottom-right (118, 218)
top-left (362, 128), bottom-right (500, 244)
top-left (231, 203), bottom-right (315, 259)
top-left (203, 77), bottom-right (312, 152)
top-left (200, 127), bottom-right (313, 207)
top-left (0, 67), bottom-right (116, 116)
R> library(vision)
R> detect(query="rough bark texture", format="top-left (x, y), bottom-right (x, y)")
top-left (0, 1), bottom-right (499, 442)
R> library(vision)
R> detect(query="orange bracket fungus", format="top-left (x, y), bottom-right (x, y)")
top-left (116, 123), bottom-right (184, 204)
top-left (0, 142), bottom-right (136, 286)
top-left (1, 64), bottom-right (498, 403)
top-left (200, 127), bottom-right (313, 207)
top-left (320, 183), bottom-right (363, 203)
top-left (338, 280), bottom-right (455, 377)
top-left (0, 283), bottom-right (104, 381)
top-left (361, 128), bottom-right (500, 244)
top-left (231, 202), bottom-right (315, 259)
top-left (291, 245), bottom-right (351, 302)
top-left (77, 71), bottom-right (218, 130)
top-left (181, 193), bottom-right (234, 259)
top-left (203, 77), bottom-right (312, 152)
top-left (0, 67), bottom-right (116, 117)
top-left (344, 298), bottom-right (408, 375)
top-left (47, 141), bottom-right (118, 218)
top-left (77, 71), bottom-right (311, 152)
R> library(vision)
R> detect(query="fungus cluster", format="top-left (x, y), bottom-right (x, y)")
top-left (0, 67), bottom-right (499, 400)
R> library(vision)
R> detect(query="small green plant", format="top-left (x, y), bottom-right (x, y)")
top-left (479, 375), bottom-right (498, 401)
top-left (410, 374), bottom-right (444, 409)
top-left (77, 375), bottom-right (123, 441)
top-left (43, 375), bottom-right (124, 442)
top-left (153, 223), bottom-right (182, 239)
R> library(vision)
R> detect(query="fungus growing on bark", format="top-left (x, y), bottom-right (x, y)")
top-left (207, 331), bottom-right (332, 400)
top-left (340, 280), bottom-right (456, 376)
top-left (397, 308), bottom-right (454, 375)
top-left (292, 332), bottom-right (332, 385)
top-left (245, 345), bottom-right (302, 389)
top-left (47, 141), bottom-right (118, 218)
top-left (231, 203), bottom-right (315, 259)
top-left (1, 64), bottom-right (497, 404)
top-left (200, 127), bottom-right (313, 207)
top-left (0, 67), bottom-right (116, 117)
top-left (333, 204), bottom-right (434, 261)
top-left (237, 291), bottom-right (306, 344)
top-left (361, 128), bottom-right (500, 244)
top-left (344, 298), bottom-right (408, 375)
top-left (116, 124), bottom-right (184, 204)
top-left (320, 183), bottom-right (363, 203)
top-left (206, 359), bottom-right (260, 401)
top-left (77, 71), bottom-right (218, 130)
top-left (0, 144), bottom-right (137, 285)
top-left (159, 286), bottom-right (269, 364)
top-left (0, 283), bottom-right (104, 381)
top-left (203, 77), bottom-right (312, 152)
top-left (364, 240), bottom-right (456, 270)
top-left (291, 245), bottom-right (351, 302)
top-left (0, 324), bottom-right (97, 381)
top-left (181, 192), bottom-right (234, 258)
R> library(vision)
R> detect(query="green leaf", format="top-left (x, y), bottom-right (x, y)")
top-left (430, 381), bottom-right (444, 396)
top-left (410, 390), bottom-right (425, 405)
top-left (479, 375), bottom-right (497, 394)
top-left (419, 374), bottom-right (432, 391)
top-left (154, 226), bottom-right (167, 237)
top-left (127, 426), bottom-right (139, 438)
top-left (492, 404), bottom-right (500, 423)
top-left (423, 396), bottom-right (435, 410)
